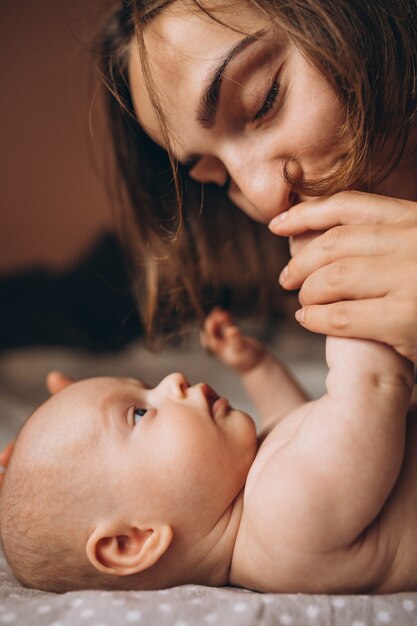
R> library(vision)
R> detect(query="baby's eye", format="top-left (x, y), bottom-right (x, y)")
top-left (134, 408), bottom-right (148, 424)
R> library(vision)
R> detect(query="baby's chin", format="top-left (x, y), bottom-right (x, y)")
top-left (233, 408), bottom-right (259, 463)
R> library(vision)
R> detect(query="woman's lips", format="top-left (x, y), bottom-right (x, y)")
top-left (288, 190), bottom-right (298, 207)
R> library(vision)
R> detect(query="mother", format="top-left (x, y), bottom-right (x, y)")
top-left (98, 0), bottom-right (417, 360)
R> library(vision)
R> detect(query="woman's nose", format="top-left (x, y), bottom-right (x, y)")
top-left (188, 155), bottom-right (229, 188)
top-left (188, 151), bottom-right (295, 223)
top-left (227, 164), bottom-right (294, 224)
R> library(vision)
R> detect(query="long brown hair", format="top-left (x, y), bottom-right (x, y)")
top-left (96, 0), bottom-right (417, 346)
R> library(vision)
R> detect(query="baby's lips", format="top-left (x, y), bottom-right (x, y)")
top-left (212, 396), bottom-right (231, 419)
top-left (200, 383), bottom-right (231, 418)
top-left (200, 383), bottom-right (220, 415)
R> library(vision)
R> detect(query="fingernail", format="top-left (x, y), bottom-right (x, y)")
top-left (279, 265), bottom-right (288, 285)
top-left (269, 211), bottom-right (288, 230)
top-left (295, 308), bottom-right (305, 323)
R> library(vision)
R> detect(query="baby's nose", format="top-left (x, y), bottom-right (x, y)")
top-left (162, 372), bottom-right (190, 397)
top-left (173, 372), bottom-right (190, 391)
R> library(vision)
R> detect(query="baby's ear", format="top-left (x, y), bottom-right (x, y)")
top-left (86, 522), bottom-right (173, 577)
top-left (46, 371), bottom-right (75, 395)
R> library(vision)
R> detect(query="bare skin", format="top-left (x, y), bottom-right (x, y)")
top-left (2, 311), bottom-right (414, 593)
top-left (202, 308), bottom-right (415, 593)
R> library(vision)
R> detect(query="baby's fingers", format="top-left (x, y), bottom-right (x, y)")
top-left (0, 441), bottom-right (15, 469)
top-left (222, 324), bottom-right (246, 350)
top-left (202, 308), bottom-right (233, 340)
top-left (201, 308), bottom-right (249, 366)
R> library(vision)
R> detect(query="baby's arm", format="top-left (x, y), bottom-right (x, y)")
top-left (201, 308), bottom-right (308, 429)
top-left (271, 336), bottom-right (414, 550)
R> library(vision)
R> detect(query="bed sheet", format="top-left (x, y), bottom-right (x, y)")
top-left (1, 553), bottom-right (417, 626)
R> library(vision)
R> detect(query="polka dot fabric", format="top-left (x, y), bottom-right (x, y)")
top-left (1, 552), bottom-right (417, 626)
top-left (2, 591), bottom-right (417, 626)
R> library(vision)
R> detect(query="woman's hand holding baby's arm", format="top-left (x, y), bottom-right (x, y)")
top-left (270, 191), bottom-right (417, 363)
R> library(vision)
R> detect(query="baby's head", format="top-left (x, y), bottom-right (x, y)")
top-left (0, 374), bottom-right (257, 592)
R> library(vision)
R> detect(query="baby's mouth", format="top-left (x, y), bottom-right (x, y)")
top-left (201, 383), bottom-right (219, 415)
top-left (200, 384), bottom-right (230, 418)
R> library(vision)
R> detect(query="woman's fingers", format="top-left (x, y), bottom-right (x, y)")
top-left (268, 189), bottom-right (417, 363)
top-left (298, 256), bottom-right (391, 306)
top-left (269, 191), bottom-right (415, 236)
top-left (296, 294), bottom-right (417, 363)
top-left (295, 297), bottom-right (417, 361)
top-left (280, 224), bottom-right (400, 289)
top-left (289, 230), bottom-right (324, 256)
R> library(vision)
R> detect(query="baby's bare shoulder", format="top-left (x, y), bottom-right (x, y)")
top-left (231, 400), bottom-right (417, 593)
top-left (239, 402), bottom-right (316, 545)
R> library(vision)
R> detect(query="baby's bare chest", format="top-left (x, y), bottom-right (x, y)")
top-left (373, 416), bottom-right (417, 590)
top-left (232, 413), bottom-right (417, 593)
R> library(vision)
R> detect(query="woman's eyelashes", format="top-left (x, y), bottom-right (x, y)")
top-left (254, 79), bottom-right (280, 121)
top-left (182, 71), bottom-right (282, 184)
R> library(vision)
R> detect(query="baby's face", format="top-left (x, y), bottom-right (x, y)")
top-left (28, 374), bottom-right (257, 535)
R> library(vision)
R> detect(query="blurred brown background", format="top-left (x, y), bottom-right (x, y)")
top-left (0, 0), bottom-right (143, 351)
top-left (0, 0), bottom-right (113, 276)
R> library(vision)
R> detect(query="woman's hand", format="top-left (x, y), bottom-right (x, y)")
top-left (269, 191), bottom-right (417, 363)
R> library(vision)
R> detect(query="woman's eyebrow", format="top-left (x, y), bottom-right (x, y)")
top-left (196, 28), bottom-right (267, 129)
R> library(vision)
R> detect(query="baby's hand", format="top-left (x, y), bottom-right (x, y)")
top-left (201, 307), bottom-right (266, 374)
top-left (0, 440), bottom-right (15, 488)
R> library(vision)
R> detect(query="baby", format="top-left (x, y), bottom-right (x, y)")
top-left (0, 308), bottom-right (415, 594)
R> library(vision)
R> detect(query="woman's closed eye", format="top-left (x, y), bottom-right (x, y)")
top-left (254, 78), bottom-right (280, 121)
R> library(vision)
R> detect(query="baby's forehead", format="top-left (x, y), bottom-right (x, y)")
top-left (23, 376), bottom-right (149, 440)
top-left (53, 376), bottom-right (149, 404)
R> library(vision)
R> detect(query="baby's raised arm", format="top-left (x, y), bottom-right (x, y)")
top-left (201, 308), bottom-right (308, 430)
top-left (262, 336), bottom-right (414, 551)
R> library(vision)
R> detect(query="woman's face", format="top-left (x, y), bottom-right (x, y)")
top-left (129, 1), bottom-right (346, 224)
